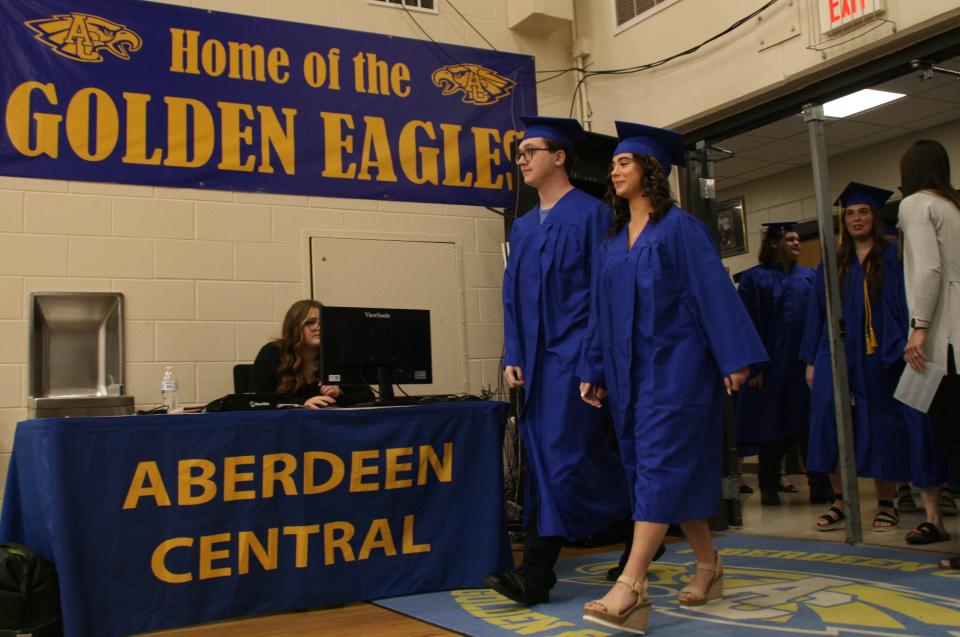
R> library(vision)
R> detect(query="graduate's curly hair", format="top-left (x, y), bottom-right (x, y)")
top-left (606, 155), bottom-right (676, 238)
top-left (274, 299), bottom-right (323, 394)
top-left (837, 206), bottom-right (887, 302)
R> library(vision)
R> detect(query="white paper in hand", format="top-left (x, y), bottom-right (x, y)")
top-left (894, 361), bottom-right (946, 414)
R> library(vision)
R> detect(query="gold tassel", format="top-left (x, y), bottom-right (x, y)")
top-left (837, 204), bottom-right (844, 246)
top-left (863, 278), bottom-right (877, 355)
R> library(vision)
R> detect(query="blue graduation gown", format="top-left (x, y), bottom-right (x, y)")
top-left (800, 243), bottom-right (911, 480)
top-left (579, 207), bottom-right (767, 524)
top-left (736, 263), bottom-right (815, 447)
top-left (502, 188), bottom-right (630, 540)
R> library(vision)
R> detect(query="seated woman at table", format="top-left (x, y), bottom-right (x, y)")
top-left (249, 299), bottom-right (374, 408)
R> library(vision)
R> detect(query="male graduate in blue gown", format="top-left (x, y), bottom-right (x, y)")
top-left (485, 116), bottom-right (632, 605)
top-left (736, 222), bottom-right (831, 505)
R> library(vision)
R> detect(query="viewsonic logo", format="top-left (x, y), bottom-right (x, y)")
top-left (25, 13), bottom-right (143, 62)
top-left (431, 64), bottom-right (516, 106)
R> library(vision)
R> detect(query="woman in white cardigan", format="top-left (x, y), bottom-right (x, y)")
top-left (899, 139), bottom-right (960, 569)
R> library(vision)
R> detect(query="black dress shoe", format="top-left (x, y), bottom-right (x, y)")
top-left (761, 488), bottom-right (781, 505)
top-left (483, 570), bottom-right (550, 605)
top-left (605, 542), bottom-right (666, 581)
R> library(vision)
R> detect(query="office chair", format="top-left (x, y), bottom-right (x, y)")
top-left (232, 364), bottom-right (254, 393)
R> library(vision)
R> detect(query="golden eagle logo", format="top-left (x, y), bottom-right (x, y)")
top-left (25, 13), bottom-right (142, 63)
top-left (431, 64), bottom-right (516, 106)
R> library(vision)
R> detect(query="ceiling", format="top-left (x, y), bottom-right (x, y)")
top-left (712, 57), bottom-right (960, 188)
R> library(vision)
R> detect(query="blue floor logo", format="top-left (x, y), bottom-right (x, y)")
top-left (379, 538), bottom-right (960, 637)
top-left (570, 548), bottom-right (960, 636)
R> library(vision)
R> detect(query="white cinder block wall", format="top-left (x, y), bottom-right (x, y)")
top-left (0, 0), bottom-right (578, 505)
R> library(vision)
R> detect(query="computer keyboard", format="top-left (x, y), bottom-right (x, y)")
top-left (349, 394), bottom-right (481, 408)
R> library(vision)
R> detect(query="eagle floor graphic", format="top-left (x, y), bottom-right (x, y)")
top-left (374, 535), bottom-right (960, 637)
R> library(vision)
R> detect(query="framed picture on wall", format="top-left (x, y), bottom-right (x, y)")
top-left (717, 197), bottom-right (748, 258)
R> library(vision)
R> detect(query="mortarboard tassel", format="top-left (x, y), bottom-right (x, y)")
top-left (863, 275), bottom-right (877, 355)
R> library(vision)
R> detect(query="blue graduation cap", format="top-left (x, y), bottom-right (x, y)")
top-left (833, 182), bottom-right (893, 210)
top-left (761, 221), bottom-right (798, 237)
top-left (613, 121), bottom-right (686, 175)
top-left (518, 116), bottom-right (585, 149)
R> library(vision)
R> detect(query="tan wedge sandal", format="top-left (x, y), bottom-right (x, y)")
top-left (582, 574), bottom-right (652, 635)
top-left (678, 550), bottom-right (723, 606)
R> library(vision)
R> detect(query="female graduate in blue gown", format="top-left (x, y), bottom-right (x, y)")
top-left (579, 122), bottom-right (766, 633)
top-left (800, 182), bottom-right (911, 533)
top-left (735, 222), bottom-right (818, 504)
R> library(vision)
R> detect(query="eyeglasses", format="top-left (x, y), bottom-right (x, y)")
top-left (515, 147), bottom-right (553, 163)
top-left (303, 319), bottom-right (320, 329)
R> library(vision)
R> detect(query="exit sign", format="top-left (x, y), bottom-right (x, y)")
top-left (819, 0), bottom-right (885, 36)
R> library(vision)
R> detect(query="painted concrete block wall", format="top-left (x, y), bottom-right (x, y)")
top-left (0, 0), bottom-right (577, 504)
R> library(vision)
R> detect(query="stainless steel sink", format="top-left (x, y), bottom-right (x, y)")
top-left (27, 292), bottom-right (134, 418)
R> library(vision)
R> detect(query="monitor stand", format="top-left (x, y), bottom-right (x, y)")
top-left (376, 366), bottom-right (396, 402)
top-left (361, 367), bottom-right (424, 406)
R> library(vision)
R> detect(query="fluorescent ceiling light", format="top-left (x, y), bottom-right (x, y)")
top-left (823, 89), bottom-right (905, 118)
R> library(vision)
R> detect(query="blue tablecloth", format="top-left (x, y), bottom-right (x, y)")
top-left (0, 402), bottom-right (511, 637)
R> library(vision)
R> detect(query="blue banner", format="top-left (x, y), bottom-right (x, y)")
top-left (0, 0), bottom-right (536, 206)
top-left (0, 402), bottom-right (511, 637)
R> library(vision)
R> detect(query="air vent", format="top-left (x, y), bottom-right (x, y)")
top-left (369, 0), bottom-right (437, 13)
top-left (615, 0), bottom-right (671, 26)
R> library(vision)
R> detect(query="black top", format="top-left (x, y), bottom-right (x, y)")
top-left (249, 342), bottom-right (374, 406)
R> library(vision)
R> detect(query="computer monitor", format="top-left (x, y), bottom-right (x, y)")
top-left (319, 306), bottom-right (432, 401)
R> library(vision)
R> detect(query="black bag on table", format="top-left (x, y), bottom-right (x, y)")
top-left (0, 542), bottom-right (62, 636)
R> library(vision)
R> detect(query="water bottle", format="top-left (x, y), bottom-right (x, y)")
top-left (160, 366), bottom-right (179, 411)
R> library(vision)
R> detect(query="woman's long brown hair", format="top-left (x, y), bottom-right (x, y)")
top-left (607, 154), bottom-right (676, 237)
top-left (275, 299), bottom-right (322, 394)
top-left (837, 206), bottom-right (887, 301)
top-left (900, 139), bottom-right (960, 211)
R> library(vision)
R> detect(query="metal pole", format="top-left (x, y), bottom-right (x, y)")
top-left (574, 54), bottom-right (590, 131)
top-left (570, 2), bottom-right (590, 131)
top-left (686, 143), bottom-right (738, 529)
top-left (803, 104), bottom-right (861, 544)
top-left (695, 140), bottom-right (720, 249)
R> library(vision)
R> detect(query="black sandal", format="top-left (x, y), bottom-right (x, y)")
top-left (940, 488), bottom-right (958, 516)
top-left (906, 522), bottom-right (950, 545)
top-left (896, 484), bottom-right (918, 513)
top-left (872, 500), bottom-right (899, 532)
top-left (778, 482), bottom-right (798, 494)
top-left (817, 505), bottom-right (846, 531)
